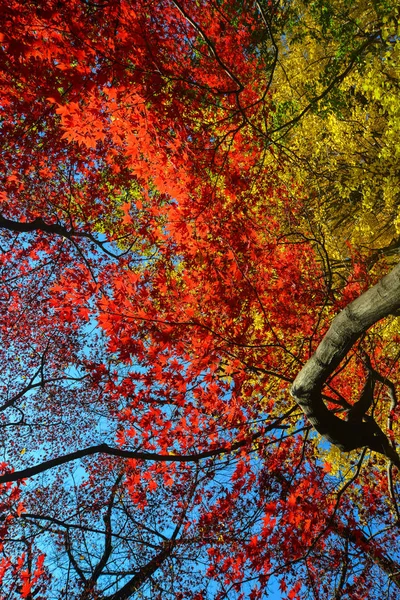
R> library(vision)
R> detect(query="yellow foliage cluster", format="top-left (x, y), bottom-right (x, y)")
top-left (269, 0), bottom-right (400, 261)
top-left (258, 1), bottom-right (400, 474)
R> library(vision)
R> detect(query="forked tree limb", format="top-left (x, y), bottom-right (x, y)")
top-left (334, 520), bottom-right (400, 589)
top-left (291, 262), bottom-right (400, 466)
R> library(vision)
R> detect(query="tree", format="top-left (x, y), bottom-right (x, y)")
top-left (0, 0), bottom-right (400, 598)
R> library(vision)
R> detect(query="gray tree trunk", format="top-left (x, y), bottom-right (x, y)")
top-left (291, 262), bottom-right (400, 465)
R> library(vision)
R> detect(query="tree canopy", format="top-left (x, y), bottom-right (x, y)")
top-left (0, 0), bottom-right (400, 598)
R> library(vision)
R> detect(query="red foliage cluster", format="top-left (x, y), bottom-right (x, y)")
top-left (0, 1), bottom-right (399, 598)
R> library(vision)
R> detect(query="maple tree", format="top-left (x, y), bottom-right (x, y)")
top-left (0, 0), bottom-right (400, 598)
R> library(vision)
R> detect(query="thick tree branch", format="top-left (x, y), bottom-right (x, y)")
top-left (0, 438), bottom-right (258, 484)
top-left (291, 261), bottom-right (400, 465)
top-left (0, 215), bottom-right (71, 237)
top-left (0, 409), bottom-right (295, 483)
top-left (0, 214), bottom-right (130, 259)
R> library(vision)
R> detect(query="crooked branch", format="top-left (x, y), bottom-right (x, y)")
top-left (291, 261), bottom-right (400, 466)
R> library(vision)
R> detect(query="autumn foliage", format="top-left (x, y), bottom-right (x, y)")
top-left (0, 0), bottom-right (400, 598)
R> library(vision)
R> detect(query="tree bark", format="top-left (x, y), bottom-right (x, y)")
top-left (291, 262), bottom-right (400, 464)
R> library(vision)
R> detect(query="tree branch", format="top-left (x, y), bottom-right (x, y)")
top-left (0, 438), bottom-right (257, 484)
top-left (0, 408), bottom-right (296, 484)
top-left (291, 261), bottom-right (400, 465)
top-left (334, 520), bottom-right (400, 589)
